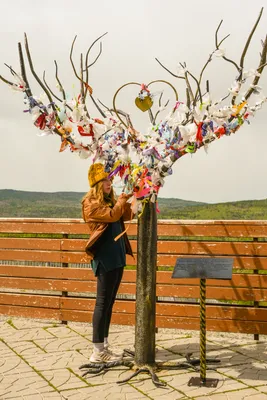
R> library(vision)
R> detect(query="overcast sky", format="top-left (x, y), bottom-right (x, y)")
top-left (0, 0), bottom-right (267, 203)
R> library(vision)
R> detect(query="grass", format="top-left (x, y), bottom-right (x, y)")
top-left (1, 189), bottom-right (267, 220)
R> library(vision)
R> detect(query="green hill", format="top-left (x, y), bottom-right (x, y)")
top-left (0, 189), bottom-right (266, 220)
top-left (0, 190), bottom-right (86, 218)
top-left (160, 199), bottom-right (267, 220)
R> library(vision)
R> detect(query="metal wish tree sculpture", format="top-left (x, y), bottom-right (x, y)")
top-left (1, 7), bottom-right (267, 386)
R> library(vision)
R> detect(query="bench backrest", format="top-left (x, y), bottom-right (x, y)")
top-left (1, 218), bottom-right (267, 335)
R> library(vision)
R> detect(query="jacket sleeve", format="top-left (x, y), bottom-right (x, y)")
top-left (82, 197), bottom-right (128, 223)
top-left (122, 202), bottom-right (134, 221)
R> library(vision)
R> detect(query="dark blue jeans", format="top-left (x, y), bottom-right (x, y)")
top-left (93, 266), bottom-right (124, 343)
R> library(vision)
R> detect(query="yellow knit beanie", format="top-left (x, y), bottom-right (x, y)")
top-left (88, 163), bottom-right (108, 187)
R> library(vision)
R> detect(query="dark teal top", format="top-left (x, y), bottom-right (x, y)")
top-left (90, 218), bottom-right (126, 276)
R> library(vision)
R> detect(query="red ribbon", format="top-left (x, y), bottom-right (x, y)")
top-left (77, 125), bottom-right (94, 137)
top-left (196, 122), bottom-right (203, 144)
top-left (34, 114), bottom-right (47, 130)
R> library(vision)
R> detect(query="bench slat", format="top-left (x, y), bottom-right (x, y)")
top-left (0, 304), bottom-right (60, 320)
top-left (0, 266), bottom-right (267, 288)
top-left (0, 276), bottom-right (266, 301)
top-left (3, 238), bottom-right (267, 257)
top-left (2, 250), bottom-right (267, 270)
top-left (0, 293), bottom-right (59, 308)
top-left (2, 219), bottom-right (267, 237)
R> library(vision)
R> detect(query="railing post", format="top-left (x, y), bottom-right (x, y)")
top-left (61, 233), bottom-right (69, 325)
top-left (253, 237), bottom-right (259, 341)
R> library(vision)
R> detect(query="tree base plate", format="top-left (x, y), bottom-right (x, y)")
top-left (188, 377), bottom-right (219, 387)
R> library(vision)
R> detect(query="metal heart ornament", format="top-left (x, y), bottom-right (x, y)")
top-left (135, 95), bottom-right (153, 112)
top-left (113, 80), bottom-right (178, 128)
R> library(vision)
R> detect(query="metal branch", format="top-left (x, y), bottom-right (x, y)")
top-left (230, 7), bottom-right (264, 107)
top-left (240, 7), bottom-right (263, 72)
top-left (42, 71), bottom-right (72, 112)
top-left (70, 35), bottom-right (93, 93)
top-left (158, 92), bottom-right (163, 107)
top-left (181, 87), bottom-right (192, 125)
top-left (198, 54), bottom-right (213, 89)
top-left (186, 87), bottom-right (190, 109)
top-left (97, 99), bottom-right (114, 115)
top-left (43, 69), bottom-right (74, 113)
top-left (24, 33), bottom-right (54, 105)
top-left (213, 93), bottom-right (230, 106)
top-left (196, 91), bottom-right (208, 103)
top-left (70, 36), bottom-right (83, 83)
top-left (84, 41), bottom-right (103, 71)
top-left (70, 42), bottom-right (93, 116)
top-left (80, 53), bottom-right (90, 118)
top-left (177, 62), bottom-right (194, 104)
top-left (54, 60), bottom-right (66, 101)
top-left (80, 53), bottom-right (85, 104)
top-left (23, 35), bottom-right (76, 141)
top-left (80, 53), bottom-right (90, 119)
top-left (221, 54), bottom-right (241, 72)
top-left (218, 34), bottom-right (230, 48)
top-left (4, 63), bottom-right (18, 77)
top-left (70, 35), bottom-right (106, 118)
top-left (153, 99), bottom-right (169, 125)
top-left (258, 61), bottom-right (267, 69)
top-left (215, 21), bottom-right (231, 58)
top-left (117, 110), bottom-right (133, 127)
top-left (164, 26), bottom-right (266, 168)
top-left (215, 20), bottom-right (223, 48)
top-left (97, 98), bottom-right (114, 115)
top-left (196, 33), bottom-right (230, 99)
top-left (181, 71), bottom-right (194, 103)
top-left (84, 32), bottom-right (108, 99)
top-left (116, 109), bottom-right (133, 127)
top-left (43, 71), bottom-right (63, 103)
top-left (119, 112), bottom-right (133, 127)
top-left (97, 99), bottom-right (135, 127)
top-left (90, 94), bottom-right (106, 118)
top-left (187, 70), bottom-right (203, 105)
top-left (245, 34), bottom-right (267, 100)
top-left (148, 108), bottom-right (154, 125)
top-left (0, 74), bottom-right (15, 86)
top-left (184, 73), bottom-right (194, 103)
top-left (215, 20), bottom-right (240, 72)
top-left (155, 58), bottom-right (185, 79)
top-left (18, 42), bottom-right (32, 97)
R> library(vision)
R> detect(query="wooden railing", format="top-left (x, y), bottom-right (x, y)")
top-left (1, 218), bottom-right (267, 335)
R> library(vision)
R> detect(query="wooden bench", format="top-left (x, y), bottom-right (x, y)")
top-left (0, 218), bottom-right (267, 335)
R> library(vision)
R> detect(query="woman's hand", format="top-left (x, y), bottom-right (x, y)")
top-left (119, 193), bottom-right (133, 201)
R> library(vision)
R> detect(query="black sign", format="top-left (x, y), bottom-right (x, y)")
top-left (172, 258), bottom-right (233, 280)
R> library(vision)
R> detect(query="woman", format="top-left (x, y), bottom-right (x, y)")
top-left (82, 163), bottom-right (133, 363)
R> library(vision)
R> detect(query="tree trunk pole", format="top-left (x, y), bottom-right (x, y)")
top-left (135, 201), bottom-right (157, 366)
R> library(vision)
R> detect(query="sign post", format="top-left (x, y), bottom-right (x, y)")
top-left (172, 257), bottom-right (233, 388)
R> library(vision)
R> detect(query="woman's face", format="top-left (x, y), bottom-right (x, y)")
top-left (102, 179), bottom-right (112, 195)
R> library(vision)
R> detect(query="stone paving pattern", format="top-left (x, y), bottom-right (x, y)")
top-left (0, 316), bottom-right (267, 399)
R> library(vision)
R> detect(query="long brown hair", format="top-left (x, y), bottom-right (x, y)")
top-left (82, 180), bottom-right (116, 205)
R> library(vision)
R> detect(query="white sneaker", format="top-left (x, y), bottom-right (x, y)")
top-left (89, 348), bottom-right (122, 363)
top-left (104, 345), bottom-right (123, 357)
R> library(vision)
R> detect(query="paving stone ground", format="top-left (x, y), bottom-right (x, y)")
top-left (0, 316), bottom-right (267, 399)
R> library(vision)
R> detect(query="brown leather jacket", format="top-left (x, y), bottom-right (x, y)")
top-left (82, 195), bottom-right (134, 259)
